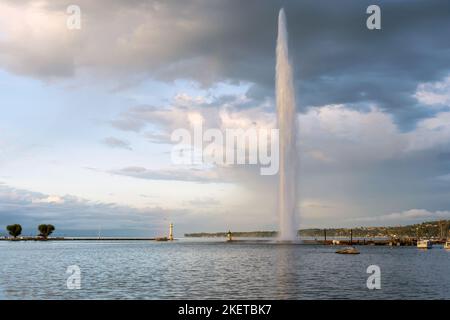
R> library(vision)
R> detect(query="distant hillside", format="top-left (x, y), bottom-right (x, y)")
top-left (185, 231), bottom-right (277, 238)
top-left (185, 220), bottom-right (450, 239)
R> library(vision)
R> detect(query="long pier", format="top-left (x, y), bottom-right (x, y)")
top-left (60, 237), bottom-right (158, 241)
top-left (0, 237), bottom-right (158, 241)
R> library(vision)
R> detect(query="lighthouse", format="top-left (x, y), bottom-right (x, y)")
top-left (227, 230), bottom-right (233, 242)
top-left (169, 223), bottom-right (174, 241)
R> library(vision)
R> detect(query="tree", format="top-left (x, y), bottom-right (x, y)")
top-left (6, 224), bottom-right (22, 238)
top-left (38, 224), bottom-right (55, 239)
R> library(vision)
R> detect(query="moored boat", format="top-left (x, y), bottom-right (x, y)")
top-left (336, 246), bottom-right (360, 254)
top-left (417, 239), bottom-right (432, 249)
top-left (444, 240), bottom-right (450, 250)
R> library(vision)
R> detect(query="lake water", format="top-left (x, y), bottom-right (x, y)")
top-left (0, 239), bottom-right (449, 299)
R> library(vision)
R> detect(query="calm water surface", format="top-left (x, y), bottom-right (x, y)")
top-left (0, 240), bottom-right (449, 299)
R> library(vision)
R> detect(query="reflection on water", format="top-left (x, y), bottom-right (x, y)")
top-left (275, 245), bottom-right (298, 299)
top-left (0, 240), bottom-right (449, 299)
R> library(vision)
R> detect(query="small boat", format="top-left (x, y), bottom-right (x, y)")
top-left (417, 239), bottom-right (432, 249)
top-left (444, 240), bottom-right (450, 250)
top-left (336, 246), bottom-right (360, 254)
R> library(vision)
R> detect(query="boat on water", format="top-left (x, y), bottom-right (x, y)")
top-left (336, 247), bottom-right (360, 254)
top-left (444, 240), bottom-right (450, 250)
top-left (417, 239), bottom-right (432, 249)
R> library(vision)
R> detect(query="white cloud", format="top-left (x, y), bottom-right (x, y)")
top-left (299, 104), bottom-right (406, 164)
top-left (0, 1), bottom-right (78, 78)
top-left (306, 150), bottom-right (333, 163)
top-left (102, 137), bottom-right (132, 150)
top-left (406, 111), bottom-right (450, 151)
top-left (185, 197), bottom-right (220, 207)
top-left (299, 104), bottom-right (450, 159)
top-left (111, 166), bottom-right (224, 183)
top-left (32, 195), bottom-right (65, 204)
top-left (113, 95), bottom-right (450, 170)
top-left (0, 0), bottom-right (230, 81)
top-left (414, 76), bottom-right (450, 107)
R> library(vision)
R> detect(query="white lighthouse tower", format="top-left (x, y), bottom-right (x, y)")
top-left (169, 223), bottom-right (174, 241)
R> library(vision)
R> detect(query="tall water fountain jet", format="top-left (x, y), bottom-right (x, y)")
top-left (276, 8), bottom-right (298, 241)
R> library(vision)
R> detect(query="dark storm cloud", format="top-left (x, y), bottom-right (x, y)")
top-left (173, 0), bottom-right (450, 128)
top-left (1, 0), bottom-right (449, 126)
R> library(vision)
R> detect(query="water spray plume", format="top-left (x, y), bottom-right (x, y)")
top-left (276, 8), bottom-right (299, 241)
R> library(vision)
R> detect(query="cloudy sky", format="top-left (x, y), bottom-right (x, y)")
top-left (1, 0), bottom-right (450, 236)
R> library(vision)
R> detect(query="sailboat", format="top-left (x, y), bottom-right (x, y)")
top-left (417, 239), bottom-right (432, 249)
